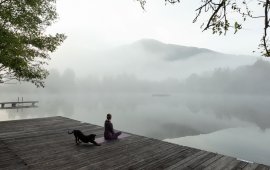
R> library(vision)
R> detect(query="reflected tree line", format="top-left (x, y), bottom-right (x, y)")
top-left (1, 60), bottom-right (270, 134)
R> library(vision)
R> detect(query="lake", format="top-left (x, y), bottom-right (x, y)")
top-left (0, 93), bottom-right (270, 165)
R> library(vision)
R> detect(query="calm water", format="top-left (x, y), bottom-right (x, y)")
top-left (0, 93), bottom-right (270, 165)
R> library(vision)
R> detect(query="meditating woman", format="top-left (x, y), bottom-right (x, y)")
top-left (104, 113), bottom-right (121, 140)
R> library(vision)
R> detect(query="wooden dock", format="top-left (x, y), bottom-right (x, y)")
top-left (0, 101), bottom-right (38, 109)
top-left (0, 116), bottom-right (269, 170)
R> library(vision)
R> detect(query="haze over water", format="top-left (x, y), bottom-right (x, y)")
top-left (1, 0), bottom-right (270, 166)
top-left (1, 49), bottom-right (270, 165)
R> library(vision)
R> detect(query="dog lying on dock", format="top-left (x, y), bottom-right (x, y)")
top-left (68, 130), bottom-right (101, 146)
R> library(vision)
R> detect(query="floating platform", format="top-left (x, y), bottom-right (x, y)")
top-left (0, 116), bottom-right (269, 169)
top-left (0, 101), bottom-right (38, 109)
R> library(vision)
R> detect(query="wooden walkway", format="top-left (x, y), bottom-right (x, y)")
top-left (0, 101), bottom-right (38, 109)
top-left (0, 116), bottom-right (269, 170)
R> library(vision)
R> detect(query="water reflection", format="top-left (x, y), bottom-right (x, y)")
top-left (0, 93), bottom-right (270, 165)
top-left (184, 94), bottom-right (270, 130)
top-left (0, 93), bottom-right (267, 138)
top-left (165, 127), bottom-right (270, 166)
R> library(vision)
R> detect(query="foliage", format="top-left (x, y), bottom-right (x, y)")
top-left (0, 0), bottom-right (66, 87)
top-left (137, 0), bottom-right (270, 57)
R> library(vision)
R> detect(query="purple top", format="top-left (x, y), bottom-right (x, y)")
top-left (104, 120), bottom-right (114, 139)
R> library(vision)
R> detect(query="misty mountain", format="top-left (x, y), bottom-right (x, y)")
top-left (0, 39), bottom-right (265, 95)
top-left (126, 39), bottom-right (217, 61)
top-left (65, 39), bottom-right (258, 80)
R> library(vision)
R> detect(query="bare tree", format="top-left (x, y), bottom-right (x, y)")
top-left (137, 0), bottom-right (270, 57)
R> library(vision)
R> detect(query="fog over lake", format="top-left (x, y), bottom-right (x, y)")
top-left (1, 40), bottom-right (270, 165)
top-left (4, 0), bottom-right (270, 167)
top-left (1, 93), bottom-right (270, 165)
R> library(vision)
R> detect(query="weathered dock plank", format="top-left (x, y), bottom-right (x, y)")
top-left (0, 116), bottom-right (269, 170)
top-left (243, 163), bottom-right (259, 170)
top-left (193, 154), bottom-right (224, 170)
top-left (0, 140), bottom-right (28, 170)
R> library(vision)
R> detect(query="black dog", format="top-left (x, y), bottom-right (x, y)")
top-left (68, 130), bottom-right (101, 146)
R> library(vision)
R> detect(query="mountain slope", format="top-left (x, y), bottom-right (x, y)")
top-left (123, 39), bottom-right (219, 61)
top-left (51, 38), bottom-right (258, 80)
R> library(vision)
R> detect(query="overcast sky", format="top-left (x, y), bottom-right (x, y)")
top-left (49, 0), bottom-right (264, 53)
top-left (47, 0), bottom-right (267, 78)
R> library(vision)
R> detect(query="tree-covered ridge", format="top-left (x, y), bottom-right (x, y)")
top-left (0, 0), bottom-right (66, 87)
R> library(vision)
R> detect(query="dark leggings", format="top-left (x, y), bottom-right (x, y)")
top-left (105, 131), bottom-right (122, 140)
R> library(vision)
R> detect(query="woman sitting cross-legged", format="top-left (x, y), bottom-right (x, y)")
top-left (104, 113), bottom-right (121, 140)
